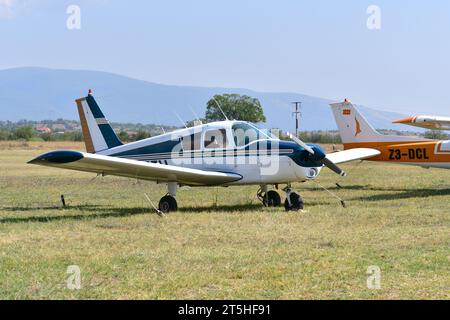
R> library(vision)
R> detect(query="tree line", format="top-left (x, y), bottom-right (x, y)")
top-left (0, 126), bottom-right (170, 143)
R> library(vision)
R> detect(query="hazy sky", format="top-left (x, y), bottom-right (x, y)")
top-left (1, 0), bottom-right (450, 114)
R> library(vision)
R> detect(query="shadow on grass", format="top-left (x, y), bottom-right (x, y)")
top-left (0, 205), bottom-right (151, 224)
top-left (0, 205), bottom-right (103, 212)
top-left (3, 185), bottom-right (449, 224)
top-left (327, 184), bottom-right (417, 192)
top-left (5, 186), bottom-right (450, 224)
top-left (301, 184), bottom-right (450, 206)
top-left (180, 203), bottom-right (263, 213)
top-left (0, 203), bottom-right (267, 224)
top-left (348, 187), bottom-right (450, 202)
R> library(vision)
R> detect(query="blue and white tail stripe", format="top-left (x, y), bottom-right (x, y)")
top-left (76, 92), bottom-right (123, 153)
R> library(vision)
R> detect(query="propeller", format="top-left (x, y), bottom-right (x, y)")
top-left (287, 132), bottom-right (347, 177)
top-left (321, 157), bottom-right (347, 177)
top-left (286, 132), bottom-right (316, 155)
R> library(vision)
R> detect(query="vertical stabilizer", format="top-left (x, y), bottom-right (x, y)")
top-left (75, 91), bottom-right (123, 153)
top-left (330, 100), bottom-right (426, 145)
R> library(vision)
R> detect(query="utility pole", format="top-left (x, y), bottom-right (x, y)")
top-left (292, 102), bottom-right (302, 137)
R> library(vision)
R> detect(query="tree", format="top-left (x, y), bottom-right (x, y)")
top-left (298, 131), bottom-right (342, 144)
top-left (14, 126), bottom-right (35, 141)
top-left (118, 131), bottom-right (130, 142)
top-left (0, 130), bottom-right (9, 141)
top-left (40, 132), bottom-right (53, 142)
top-left (205, 94), bottom-right (266, 123)
top-left (133, 130), bottom-right (151, 141)
top-left (424, 130), bottom-right (449, 140)
top-left (186, 119), bottom-right (206, 128)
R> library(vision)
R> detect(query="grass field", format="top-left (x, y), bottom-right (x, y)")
top-left (0, 141), bottom-right (449, 299)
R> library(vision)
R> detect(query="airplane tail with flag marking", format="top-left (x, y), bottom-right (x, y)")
top-left (330, 100), bottom-right (427, 147)
top-left (76, 91), bottom-right (123, 153)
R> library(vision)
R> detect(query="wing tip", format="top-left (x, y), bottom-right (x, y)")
top-left (28, 150), bottom-right (84, 165)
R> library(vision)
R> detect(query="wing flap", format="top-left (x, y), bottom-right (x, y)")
top-left (326, 148), bottom-right (380, 164)
top-left (28, 150), bottom-right (242, 186)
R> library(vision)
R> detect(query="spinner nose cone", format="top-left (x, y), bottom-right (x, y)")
top-left (393, 116), bottom-right (416, 124)
top-left (28, 151), bottom-right (84, 165)
top-left (310, 145), bottom-right (326, 161)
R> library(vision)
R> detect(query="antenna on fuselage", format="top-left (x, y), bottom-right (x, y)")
top-left (152, 108), bottom-right (168, 134)
top-left (189, 107), bottom-right (203, 125)
top-left (174, 112), bottom-right (188, 129)
top-left (213, 97), bottom-right (230, 121)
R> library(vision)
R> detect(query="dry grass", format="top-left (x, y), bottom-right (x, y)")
top-left (0, 141), bottom-right (85, 151)
top-left (0, 142), bottom-right (449, 299)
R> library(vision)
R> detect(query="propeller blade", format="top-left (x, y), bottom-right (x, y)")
top-left (321, 157), bottom-right (347, 177)
top-left (286, 132), bottom-right (315, 155)
top-left (286, 132), bottom-right (346, 177)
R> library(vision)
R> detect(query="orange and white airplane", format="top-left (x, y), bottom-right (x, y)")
top-left (393, 115), bottom-right (450, 131)
top-left (330, 100), bottom-right (450, 169)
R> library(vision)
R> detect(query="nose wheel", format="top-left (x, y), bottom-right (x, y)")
top-left (283, 186), bottom-right (304, 212)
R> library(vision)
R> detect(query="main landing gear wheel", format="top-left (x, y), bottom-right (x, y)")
top-left (263, 190), bottom-right (282, 207)
top-left (284, 192), bottom-right (304, 212)
top-left (159, 195), bottom-right (178, 213)
top-left (258, 187), bottom-right (282, 207)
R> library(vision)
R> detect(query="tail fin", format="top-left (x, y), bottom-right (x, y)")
top-left (330, 100), bottom-right (424, 145)
top-left (76, 91), bottom-right (123, 153)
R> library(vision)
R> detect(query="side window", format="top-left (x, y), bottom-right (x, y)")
top-left (232, 123), bottom-right (259, 147)
top-left (181, 132), bottom-right (202, 151)
top-left (204, 129), bottom-right (228, 149)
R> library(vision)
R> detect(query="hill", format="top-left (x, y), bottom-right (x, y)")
top-left (0, 67), bottom-right (407, 131)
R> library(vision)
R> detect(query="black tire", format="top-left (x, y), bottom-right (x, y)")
top-left (284, 193), bottom-right (304, 212)
top-left (264, 190), bottom-right (282, 207)
top-left (159, 195), bottom-right (178, 213)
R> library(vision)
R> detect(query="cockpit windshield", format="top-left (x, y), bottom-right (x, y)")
top-left (232, 122), bottom-right (271, 147)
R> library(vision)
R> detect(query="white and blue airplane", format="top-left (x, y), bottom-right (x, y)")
top-left (29, 91), bottom-right (380, 212)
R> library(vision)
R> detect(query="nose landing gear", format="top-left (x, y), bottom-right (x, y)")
top-left (283, 185), bottom-right (304, 212)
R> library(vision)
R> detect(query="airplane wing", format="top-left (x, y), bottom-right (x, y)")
top-left (325, 148), bottom-right (380, 164)
top-left (393, 115), bottom-right (450, 131)
top-left (28, 150), bottom-right (242, 186)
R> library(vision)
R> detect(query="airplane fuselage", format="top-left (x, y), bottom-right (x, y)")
top-left (100, 137), bottom-right (324, 185)
top-left (343, 140), bottom-right (450, 169)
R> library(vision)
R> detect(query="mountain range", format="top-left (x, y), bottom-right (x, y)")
top-left (0, 67), bottom-right (408, 131)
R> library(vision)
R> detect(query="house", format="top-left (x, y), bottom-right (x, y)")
top-left (35, 125), bottom-right (52, 134)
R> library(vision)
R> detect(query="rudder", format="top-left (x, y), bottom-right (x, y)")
top-left (76, 91), bottom-right (123, 153)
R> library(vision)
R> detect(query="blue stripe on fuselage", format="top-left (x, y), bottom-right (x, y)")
top-left (109, 140), bottom-right (325, 168)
